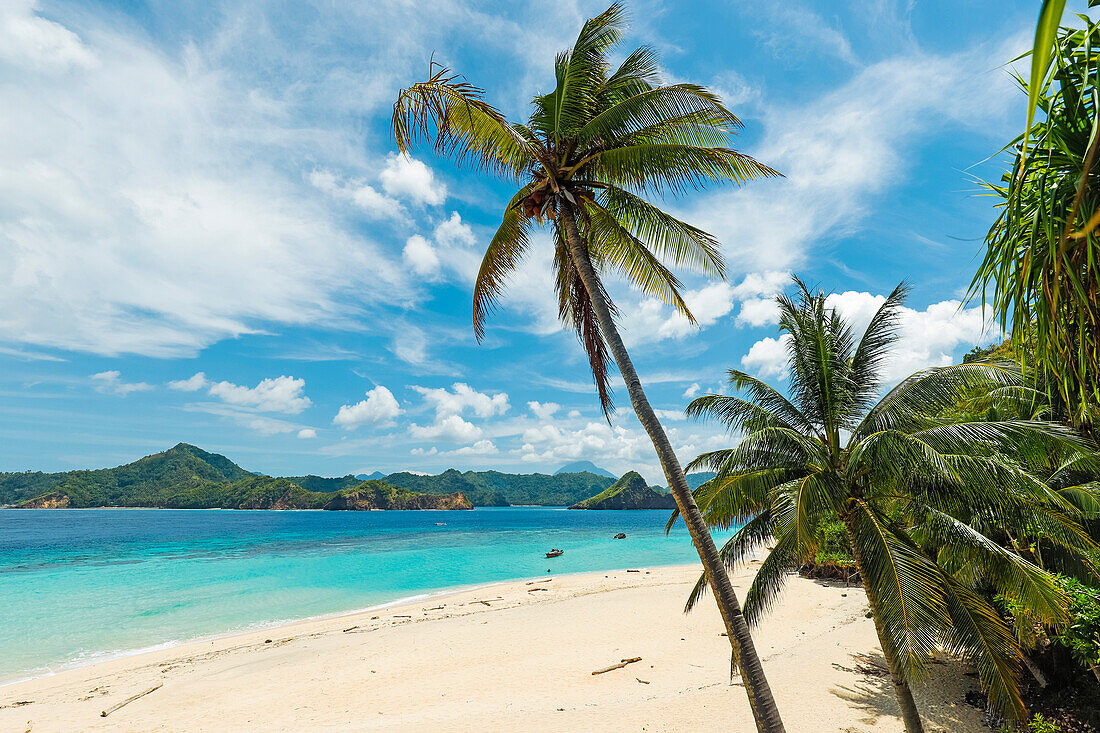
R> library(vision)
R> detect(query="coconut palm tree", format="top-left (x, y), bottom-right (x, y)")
top-left (391, 4), bottom-right (785, 730)
top-left (681, 279), bottom-right (1097, 733)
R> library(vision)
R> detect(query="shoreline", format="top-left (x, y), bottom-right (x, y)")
top-left (0, 564), bottom-right (989, 732)
top-left (0, 563), bottom-right (668, 689)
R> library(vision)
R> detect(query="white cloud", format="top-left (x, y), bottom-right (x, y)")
top-left (0, 0), bottom-right (96, 72)
top-left (684, 36), bottom-right (1024, 274)
top-left (444, 439), bottom-right (498, 456)
top-left (682, 383), bottom-right (701, 399)
top-left (309, 169), bottom-right (404, 222)
top-left (91, 370), bottom-right (153, 397)
top-left (333, 386), bottom-right (403, 429)
top-left (826, 291), bottom-right (995, 383)
top-left (413, 382), bottom-right (509, 419)
top-left (527, 401), bottom-right (560, 420)
top-left (411, 446), bottom-right (438, 456)
top-left (297, 428), bottom-right (317, 439)
top-left (403, 234), bottom-right (440, 276)
top-left (167, 372), bottom-right (208, 392)
top-left (567, 409), bottom-right (582, 419)
top-left (739, 293), bottom-right (997, 384)
top-left (409, 414), bottom-right (482, 442)
top-left (741, 335), bottom-right (792, 380)
top-left (0, 2), bottom-right (407, 357)
top-left (207, 376), bottom-right (311, 414)
top-left (379, 153), bottom-right (446, 206)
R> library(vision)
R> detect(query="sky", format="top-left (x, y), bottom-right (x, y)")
top-left (0, 0), bottom-right (1056, 482)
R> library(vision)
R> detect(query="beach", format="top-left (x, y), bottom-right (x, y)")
top-left (0, 564), bottom-right (988, 733)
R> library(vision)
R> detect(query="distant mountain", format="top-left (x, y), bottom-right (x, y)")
top-left (553, 461), bottom-right (615, 478)
top-left (356, 471), bottom-right (386, 481)
top-left (1, 444), bottom-right (471, 511)
top-left (685, 472), bottom-right (717, 491)
top-left (569, 471), bottom-right (678, 510)
top-left (382, 468), bottom-right (615, 506)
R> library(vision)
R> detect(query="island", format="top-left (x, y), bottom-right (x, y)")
top-left (3, 444), bottom-right (472, 511)
top-left (568, 471), bottom-right (678, 510)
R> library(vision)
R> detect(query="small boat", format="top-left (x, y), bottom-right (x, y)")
top-left (434, 522), bottom-right (447, 526)
top-left (545, 549), bottom-right (564, 558)
top-left (613, 533), bottom-right (626, 540)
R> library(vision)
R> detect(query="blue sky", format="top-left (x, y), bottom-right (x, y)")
top-left (0, 0), bottom-right (1054, 481)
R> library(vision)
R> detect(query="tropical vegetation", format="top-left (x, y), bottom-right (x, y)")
top-left (680, 279), bottom-right (1099, 732)
top-left (971, 15), bottom-right (1100, 431)
top-left (391, 4), bottom-right (787, 728)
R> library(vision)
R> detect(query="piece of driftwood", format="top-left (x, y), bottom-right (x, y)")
top-left (100, 684), bottom-right (161, 717)
top-left (527, 587), bottom-right (549, 592)
top-left (525, 579), bottom-right (552, 585)
top-left (636, 678), bottom-right (650, 684)
top-left (591, 657), bottom-right (642, 675)
top-left (626, 569), bottom-right (641, 573)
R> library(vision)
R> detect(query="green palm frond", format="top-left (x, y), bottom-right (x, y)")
top-left (684, 509), bottom-right (777, 612)
top-left (685, 394), bottom-right (795, 432)
top-left (473, 186), bottom-right (535, 340)
top-left (393, 62), bottom-right (540, 180)
top-left (846, 500), bottom-right (946, 675)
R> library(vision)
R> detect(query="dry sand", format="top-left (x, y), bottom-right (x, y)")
top-left (0, 564), bottom-right (989, 732)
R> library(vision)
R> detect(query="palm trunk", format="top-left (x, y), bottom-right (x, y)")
top-left (558, 205), bottom-right (785, 733)
top-left (844, 521), bottom-right (925, 733)
top-left (1091, 663), bottom-right (1100, 685)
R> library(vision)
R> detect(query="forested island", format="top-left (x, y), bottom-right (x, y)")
top-left (0, 443), bottom-right (715, 510)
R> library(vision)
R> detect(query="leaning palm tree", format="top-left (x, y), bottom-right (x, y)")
top-left (681, 279), bottom-right (1097, 733)
top-left (392, 4), bottom-right (785, 730)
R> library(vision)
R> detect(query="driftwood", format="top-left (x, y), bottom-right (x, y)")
top-left (101, 684), bottom-right (161, 717)
top-left (626, 569), bottom-right (641, 573)
top-left (591, 657), bottom-right (642, 675)
top-left (527, 587), bottom-right (549, 592)
top-left (525, 579), bottom-right (552, 585)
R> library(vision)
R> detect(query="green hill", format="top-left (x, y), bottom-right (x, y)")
top-left (1, 445), bottom-right (470, 510)
top-left (569, 471), bottom-right (678, 510)
top-left (381, 468), bottom-right (615, 506)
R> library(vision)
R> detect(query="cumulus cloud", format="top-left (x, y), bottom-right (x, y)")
top-left (91, 370), bottom-right (153, 397)
top-left (167, 372), bottom-right (208, 392)
top-left (379, 153), bottom-right (446, 206)
top-left (208, 376), bottom-right (311, 414)
top-left (333, 386), bottom-right (403, 429)
top-left (168, 372), bottom-right (311, 413)
top-left (444, 439), bottom-right (498, 456)
top-left (402, 234), bottom-right (440, 276)
top-left (297, 428), bottom-right (317, 439)
top-left (682, 383), bottom-right (701, 399)
top-left (739, 293), bottom-right (997, 384)
top-left (527, 401), bottom-right (560, 420)
top-left (409, 414), bottom-right (482, 442)
top-left (309, 169), bottom-right (404, 222)
top-left (413, 382), bottom-right (509, 419)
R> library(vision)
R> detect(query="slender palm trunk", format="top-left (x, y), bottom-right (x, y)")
top-left (559, 205), bottom-right (785, 733)
top-left (844, 521), bottom-right (925, 733)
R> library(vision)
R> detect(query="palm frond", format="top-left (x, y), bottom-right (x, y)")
top-left (473, 186), bottom-right (534, 340)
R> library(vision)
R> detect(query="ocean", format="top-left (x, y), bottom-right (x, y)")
top-left (0, 507), bottom-right (731, 684)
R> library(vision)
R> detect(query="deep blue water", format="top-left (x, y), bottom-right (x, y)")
top-left (0, 508), bottom-right (726, 683)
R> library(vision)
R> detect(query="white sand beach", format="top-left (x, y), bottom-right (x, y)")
top-left (0, 565), bottom-right (988, 732)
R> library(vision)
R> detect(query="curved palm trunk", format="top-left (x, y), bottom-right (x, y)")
top-left (559, 206), bottom-right (785, 733)
top-left (844, 521), bottom-right (925, 733)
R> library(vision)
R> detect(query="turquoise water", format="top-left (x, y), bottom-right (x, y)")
top-left (0, 507), bottom-right (727, 684)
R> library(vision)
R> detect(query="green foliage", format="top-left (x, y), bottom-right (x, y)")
top-left (569, 471), bottom-right (676, 509)
top-left (382, 468), bottom-right (614, 506)
top-left (1053, 576), bottom-right (1100, 668)
top-left (1, 444), bottom-right (470, 510)
top-left (683, 277), bottom-right (1099, 723)
top-left (971, 18), bottom-right (1100, 429)
top-left (814, 520), bottom-right (854, 567)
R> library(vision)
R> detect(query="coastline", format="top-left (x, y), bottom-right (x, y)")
top-left (0, 564), bottom-right (989, 732)
top-left (1, 564), bottom-right (660, 689)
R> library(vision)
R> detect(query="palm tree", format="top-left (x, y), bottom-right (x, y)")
top-left (681, 279), bottom-right (1097, 733)
top-left (391, 4), bottom-right (785, 730)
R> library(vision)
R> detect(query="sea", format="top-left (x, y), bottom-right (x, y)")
top-left (0, 507), bottom-right (733, 685)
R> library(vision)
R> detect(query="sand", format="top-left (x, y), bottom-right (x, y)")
top-left (0, 564), bottom-right (989, 732)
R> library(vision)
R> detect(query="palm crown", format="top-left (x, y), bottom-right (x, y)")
top-left (682, 278), bottom-right (1097, 723)
top-left (393, 3), bottom-right (777, 413)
